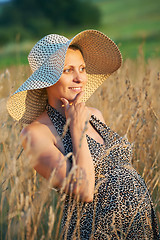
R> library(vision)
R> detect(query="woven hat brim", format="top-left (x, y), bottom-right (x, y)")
top-left (7, 41), bottom-right (72, 123)
top-left (70, 30), bottom-right (122, 102)
top-left (7, 30), bottom-right (122, 124)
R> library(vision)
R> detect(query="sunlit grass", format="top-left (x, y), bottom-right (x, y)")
top-left (0, 53), bottom-right (160, 238)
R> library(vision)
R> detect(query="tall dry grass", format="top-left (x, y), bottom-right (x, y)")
top-left (0, 53), bottom-right (160, 239)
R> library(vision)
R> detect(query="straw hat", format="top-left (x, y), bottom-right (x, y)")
top-left (7, 29), bottom-right (122, 124)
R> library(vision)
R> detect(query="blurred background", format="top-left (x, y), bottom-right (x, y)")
top-left (0, 1), bottom-right (160, 238)
top-left (0, 0), bottom-right (160, 69)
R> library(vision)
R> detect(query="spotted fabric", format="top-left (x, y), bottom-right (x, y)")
top-left (46, 104), bottom-right (159, 240)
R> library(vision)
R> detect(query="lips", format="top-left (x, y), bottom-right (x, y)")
top-left (69, 87), bottom-right (82, 90)
top-left (69, 87), bottom-right (82, 92)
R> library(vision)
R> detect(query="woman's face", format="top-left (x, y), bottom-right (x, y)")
top-left (47, 48), bottom-right (88, 104)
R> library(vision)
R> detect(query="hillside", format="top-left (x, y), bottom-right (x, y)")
top-left (94, 0), bottom-right (160, 58)
top-left (0, 0), bottom-right (160, 68)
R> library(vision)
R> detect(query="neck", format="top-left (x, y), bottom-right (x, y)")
top-left (47, 98), bottom-right (65, 117)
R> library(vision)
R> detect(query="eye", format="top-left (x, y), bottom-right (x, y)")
top-left (80, 66), bottom-right (86, 72)
top-left (63, 68), bottom-right (71, 73)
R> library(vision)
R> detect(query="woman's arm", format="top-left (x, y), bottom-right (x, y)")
top-left (61, 93), bottom-right (95, 202)
top-left (21, 93), bottom-right (95, 202)
top-left (21, 124), bottom-right (71, 186)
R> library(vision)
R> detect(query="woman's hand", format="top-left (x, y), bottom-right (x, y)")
top-left (61, 91), bottom-right (91, 133)
top-left (61, 92), bottom-right (95, 202)
top-left (21, 91), bottom-right (95, 202)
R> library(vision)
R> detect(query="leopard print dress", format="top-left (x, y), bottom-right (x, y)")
top-left (46, 104), bottom-right (159, 240)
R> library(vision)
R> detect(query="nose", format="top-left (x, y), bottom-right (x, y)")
top-left (73, 70), bottom-right (83, 83)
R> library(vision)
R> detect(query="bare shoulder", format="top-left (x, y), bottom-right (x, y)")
top-left (20, 112), bottom-right (55, 148)
top-left (21, 121), bottom-right (48, 140)
top-left (88, 107), bottom-right (106, 124)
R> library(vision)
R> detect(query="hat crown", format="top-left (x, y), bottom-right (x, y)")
top-left (28, 34), bottom-right (69, 72)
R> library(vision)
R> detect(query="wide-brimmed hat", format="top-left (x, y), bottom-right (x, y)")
top-left (7, 29), bottom-right (122, 124)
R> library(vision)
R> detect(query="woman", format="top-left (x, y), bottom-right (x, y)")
top-left (7, 30), bottom-right (159, 239)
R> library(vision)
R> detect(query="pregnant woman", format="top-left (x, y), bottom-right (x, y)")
top-left (7, 30), bottom-right (159, 239)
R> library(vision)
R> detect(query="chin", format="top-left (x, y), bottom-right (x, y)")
top-left (67, 94), bottom-right (79, 102)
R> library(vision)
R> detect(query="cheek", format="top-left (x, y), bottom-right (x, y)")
top-left (57, 76), bottom-right (69, 87)
top-left (58, 82), bottom-right (68, 91)
top-left (84, 74), bottom-right (88, 85)
top-left (54, 79), bottom-right (66, 90)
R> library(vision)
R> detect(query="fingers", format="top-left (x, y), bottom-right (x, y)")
top-left (61, 91), bottom-right (85, 117)
top-left (61, 94), bottom-right (90, 130)
top-left (61, 98), bottom-right (70, 111)
top-left (61, 91), bottom-right (85, 110)
top-left (74, 91), bottom-right (85, 105)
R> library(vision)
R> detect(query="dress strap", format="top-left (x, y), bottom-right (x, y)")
top-left (46, 103), bottom-right (73, 155)
top-left (45, 103), bottom-right (66, 137)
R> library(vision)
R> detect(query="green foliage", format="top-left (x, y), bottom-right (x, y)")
top-left (0, 0), bottom-right (160, 65)
top-left (0, 0), bottom-right (100, 45)
top-left (94, 0), bottom-right (160, 59)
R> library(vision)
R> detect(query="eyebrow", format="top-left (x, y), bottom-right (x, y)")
top-left (64, 63), bottom-right (86, 67)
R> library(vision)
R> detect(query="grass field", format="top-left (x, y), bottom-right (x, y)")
top-left (0, 0), bottom-right (160, 238)
top-left (0, 53), bottom-right (160, 238)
